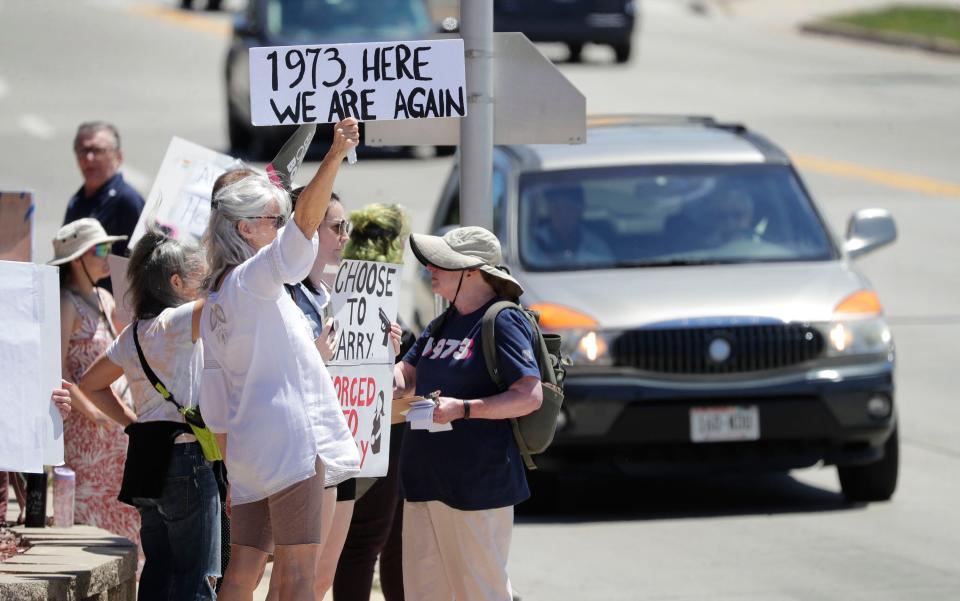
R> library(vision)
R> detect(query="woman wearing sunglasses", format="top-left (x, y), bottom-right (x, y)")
top-left (49, 217), bottom-right (142, 567)
top-left (283, 191), bottom-right (406, 599)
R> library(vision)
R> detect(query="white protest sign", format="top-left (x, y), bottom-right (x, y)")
top-left (249, 39), bottom-right (466, 126)
top-left (108, 254), bottom-right (133, 328)
top-left (0, 261), bottom-right (62, 472)
top-left (327, 260), bottom-right (402, 477)
top-left (39, 265), bottom-right (63, 466)
top-left (129, 137), bottom-right (240, 249)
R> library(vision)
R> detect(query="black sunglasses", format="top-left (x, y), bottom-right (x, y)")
top-left (248, 214), bottom-right (288, 229)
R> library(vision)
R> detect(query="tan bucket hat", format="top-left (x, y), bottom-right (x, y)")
top-left (49, 218), bottom-right (126, 266)
top-left (409, 226), bottom-right (524, 298)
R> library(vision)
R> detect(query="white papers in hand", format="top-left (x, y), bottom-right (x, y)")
top-left (405, 399), bottom-right (452, 432)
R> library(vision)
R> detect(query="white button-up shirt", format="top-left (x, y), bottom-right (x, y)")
top-left (200, 223), bottom-right (360, 504)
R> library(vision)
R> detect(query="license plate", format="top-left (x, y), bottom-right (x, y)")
top-left (690, 405), bottom-right (760, 443)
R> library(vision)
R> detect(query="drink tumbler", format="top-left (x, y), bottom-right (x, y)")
top-left (53, 467), bottom-right (76, 528)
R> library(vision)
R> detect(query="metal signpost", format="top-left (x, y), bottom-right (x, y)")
top-left (365, 0), bottom-right (586, 229)
top-left (459, 0), bottom-right (495, 230)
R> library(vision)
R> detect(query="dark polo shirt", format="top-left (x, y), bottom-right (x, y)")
top-left (64, 172), bottom-right (145, 257)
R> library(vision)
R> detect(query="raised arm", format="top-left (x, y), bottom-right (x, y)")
top-left (293, 118), bottom-right (358, 238)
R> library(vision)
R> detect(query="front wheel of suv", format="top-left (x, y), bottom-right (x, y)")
top-left (613, 42), bottom-right (632, 64)
top-left (838, 426), bottom-right (899, 502)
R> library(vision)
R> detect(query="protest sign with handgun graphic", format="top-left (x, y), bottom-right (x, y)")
top-left (326, 259), bottom-right (402, 477)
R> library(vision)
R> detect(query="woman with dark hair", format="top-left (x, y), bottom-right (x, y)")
top-left (50, 218), bottom-right (141, 563)
top-left (198, 119), bottom-right (360, 601)
top-left (283, 187), bottom-right (357, 598)
top-left (73, 229), bottom-right (220, 599)
top-left (283, 194), bottom-right (407, 598)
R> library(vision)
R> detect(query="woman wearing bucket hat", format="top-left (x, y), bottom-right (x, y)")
top-left (50, 217), bottom-right (142, 565)
top-left (394, 226), bottom-right (543, 601)
top-left (198, 118), bottom-right (361, 600)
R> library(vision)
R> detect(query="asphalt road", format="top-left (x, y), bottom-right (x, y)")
top-left (2, 0), bottom-right (959, 599)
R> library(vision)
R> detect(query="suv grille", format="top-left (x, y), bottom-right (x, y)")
top-left (611, 324), bottom-right (825, 374)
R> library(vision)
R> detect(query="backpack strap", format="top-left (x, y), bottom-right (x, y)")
top-left (481, 301), bottom-right (558, 390)
top-left (480, 300), bottom-right (555, 470)
top-left (480, 301), bottom-right (522, 391)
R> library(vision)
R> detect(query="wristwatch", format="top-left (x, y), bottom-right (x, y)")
top-left (462, 399), bottom-right (471, 420)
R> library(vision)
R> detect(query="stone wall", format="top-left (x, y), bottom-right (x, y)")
top-left (0, 525), bottom-right (136, 600)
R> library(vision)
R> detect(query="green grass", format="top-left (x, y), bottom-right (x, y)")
top-left (827, 5), bottom-right (960, 44)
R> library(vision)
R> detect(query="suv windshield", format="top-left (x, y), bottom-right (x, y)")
top-left (518, 164), bottom-right (837, 271)
top-left (266, 0), bottom-right (432, 42)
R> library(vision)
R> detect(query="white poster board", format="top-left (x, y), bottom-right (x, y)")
top-left (249, 39), bottom-right (466, 126)
top-left (327, 260), bottom-right (402, 477)
top-left (108, 254), bottom-right (133, 328)
top-left (0, 261), bottom-right (62, 472)
top-left (129, 137), bottom-right (239, 249)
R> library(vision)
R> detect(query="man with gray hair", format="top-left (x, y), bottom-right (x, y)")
top-left (64, 121), bottom-right (145, 259)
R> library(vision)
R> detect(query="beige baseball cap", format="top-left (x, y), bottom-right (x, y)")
top-left (48, 218), bottom-right (126, 266)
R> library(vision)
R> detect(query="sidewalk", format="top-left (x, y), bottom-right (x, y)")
top-left (253, 562), bottom-right (387, 601)
top-left (9, 485), bottom-right (385, 601)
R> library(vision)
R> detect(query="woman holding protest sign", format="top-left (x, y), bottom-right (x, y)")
top-left (393, 226), bottom-right (543, 601)
top-left (50, 218), bottom-right (142, 563)
top-left (333, 203), bottom-right (414, 601)
top-left (199, 118), bottom-right (361, 601)
top-left (284, 192), bottom-right (407, 599)
top-left (72, 229), bottom-right (221, 600)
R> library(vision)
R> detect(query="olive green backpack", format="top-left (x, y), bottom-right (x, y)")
top-left (480, 301), bottom-right (566, 470)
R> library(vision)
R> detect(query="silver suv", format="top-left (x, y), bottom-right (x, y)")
top-left (416, 115), bottom-right (898, 502)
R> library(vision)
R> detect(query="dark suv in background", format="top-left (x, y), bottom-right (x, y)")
top-left (495, 0), bottom-right (638, 63)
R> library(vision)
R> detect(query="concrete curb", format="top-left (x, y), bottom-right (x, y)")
top-left (0, 525), bottom-right (137, 600)
top-left (801, 20), bottom-right (960, 56)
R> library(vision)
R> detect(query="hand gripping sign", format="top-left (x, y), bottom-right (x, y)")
top-left (327, 259), bottom-right (402, 477)
top-left (249, 39), bottom-right (467, 163)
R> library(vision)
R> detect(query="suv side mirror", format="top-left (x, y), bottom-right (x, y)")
top-left (844, 208), bottom-right (896, 258)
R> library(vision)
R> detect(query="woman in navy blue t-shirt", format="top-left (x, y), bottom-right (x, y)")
top-left (394, 226), bottom-right (543, 601)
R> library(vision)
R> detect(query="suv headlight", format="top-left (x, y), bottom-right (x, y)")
top-left (567, 330), bottom-right (618, 366)
top-left (529, 303), bottom-right (615, 366)
top-left (822, 290), bottom-right (893, 357)
top-left (823, 317), bottom-right (893, 356)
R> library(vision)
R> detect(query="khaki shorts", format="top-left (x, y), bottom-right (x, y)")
top-left (231, 456), bottom-right (326, 553)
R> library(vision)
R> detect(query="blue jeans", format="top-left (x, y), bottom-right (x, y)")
top-left (135, 442), bottom-right (221, 601)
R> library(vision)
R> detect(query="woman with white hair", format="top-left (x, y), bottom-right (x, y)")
top-left (199, 118), bottom-right (361, 601)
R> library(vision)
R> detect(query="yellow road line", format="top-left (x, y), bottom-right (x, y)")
top-left (792, 153), bottom-right (960, 199)
top-left (126, 4), bottom-right (231, 38)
